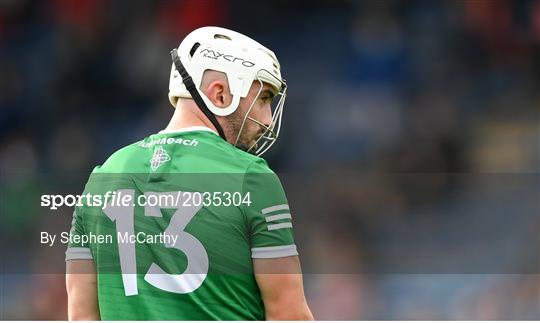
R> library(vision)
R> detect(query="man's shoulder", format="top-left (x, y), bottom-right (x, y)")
top-left (212, 142), bottom-right (276, 175)
top-left (92, 139), bottom-right (146, 174)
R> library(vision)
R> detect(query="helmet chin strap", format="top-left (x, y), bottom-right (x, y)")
top-left (170, 49), bottom-right (227, 141)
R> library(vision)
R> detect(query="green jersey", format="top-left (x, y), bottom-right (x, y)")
top-left (66, 126), bottom-right (298, 320)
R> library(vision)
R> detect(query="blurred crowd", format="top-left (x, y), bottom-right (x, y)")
top-left (0, 0), bottom-right (539, 320)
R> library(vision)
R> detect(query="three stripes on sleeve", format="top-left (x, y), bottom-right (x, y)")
top-left (250, 204), bottom-right (298, 259)
top-left (262, 204), bottom-right (293, 231)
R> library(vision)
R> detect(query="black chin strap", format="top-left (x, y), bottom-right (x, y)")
top-left (170, 49), bottom-right (227, 141)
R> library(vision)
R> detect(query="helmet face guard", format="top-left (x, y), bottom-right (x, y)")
top-left (234, 70), bottom-right (287, 156)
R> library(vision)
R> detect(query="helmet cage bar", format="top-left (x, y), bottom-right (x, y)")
top-left (254, 86), bottom-right (286, 156)
top-left (233, 69), bottom-right (287, 156)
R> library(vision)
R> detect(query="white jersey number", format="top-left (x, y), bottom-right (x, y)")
top-left (103, 189), bottom-right (208, 296)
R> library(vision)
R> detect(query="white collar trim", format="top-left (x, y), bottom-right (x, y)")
top-left (158, 126), bottom-right (218, 135)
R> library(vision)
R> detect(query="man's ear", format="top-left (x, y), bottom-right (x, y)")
top-left (204, 80), bottom-right (232, 108)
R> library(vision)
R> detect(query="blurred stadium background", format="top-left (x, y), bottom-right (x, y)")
top-left (0, 0), bottom-right (539, 320)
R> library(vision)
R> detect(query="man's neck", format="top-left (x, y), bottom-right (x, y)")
top-left (164, 102), bottom-right (219, 134)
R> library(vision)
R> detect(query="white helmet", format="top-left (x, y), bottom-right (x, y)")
top-left (168, 26), bottom-right (287, 156)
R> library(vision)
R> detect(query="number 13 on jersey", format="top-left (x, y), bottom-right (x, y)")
top-left (103, 189), bottom-right (208, 296)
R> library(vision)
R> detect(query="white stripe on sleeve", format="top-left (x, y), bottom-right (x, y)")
top-left (261, 204), bottom-right (289, 214)
top-left (267, 222), bottom-right (293, 231)
top-left (265, 213), bottom-right (292, 222)
top-left (65, 247), bottom-right (93, 261)
top-left (251, 244), bottom-right (298, 258)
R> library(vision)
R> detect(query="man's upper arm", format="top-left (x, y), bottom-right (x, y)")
top-left (244, 159), bottom-right (312, 320)
top-left (66, 259), bottom-right (100, 320)
top-left (243, 159), bottom-right (298, 259)
top-left (65, 206), bottom-right (100, 320)
top-left (254, 256), bottom-right (313, 320)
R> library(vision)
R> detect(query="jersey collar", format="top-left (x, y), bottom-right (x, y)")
top-left (158, 126), bottom-right (218, 135)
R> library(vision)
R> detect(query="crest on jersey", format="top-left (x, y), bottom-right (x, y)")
top-left (150, 146), bottom-right (171, 171)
